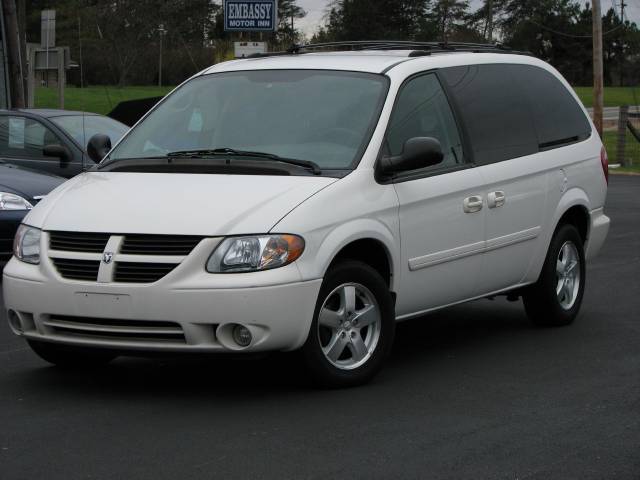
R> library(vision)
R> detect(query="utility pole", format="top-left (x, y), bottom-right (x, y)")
top-left (592, 0), bottom-right (604, 137)
top-left (291, 11), bottom-right (295, 44)
top-left (487, 0), bottom-right (494, 43)
top-left (17, 0), bottom-right (27, 99)
top-left (158, 24), bottom-right (166, 87)
top-left (619, 0), bottom-right (626, 86)
top-left (1, 0), bottom-right (25, 107)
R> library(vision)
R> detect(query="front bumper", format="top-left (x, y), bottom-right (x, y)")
top-left (2, 255), bottom-right (322, 353)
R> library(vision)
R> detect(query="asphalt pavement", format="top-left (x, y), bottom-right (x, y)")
top-left (1, 176), bottom-right (639, 479)
top-left (587, 105), bottom-right (640, 121)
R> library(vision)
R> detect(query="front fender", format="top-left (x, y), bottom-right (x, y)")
top-left (295, 218), bottom-right (400, 290)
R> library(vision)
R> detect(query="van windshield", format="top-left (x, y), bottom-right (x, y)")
top-left (106, 70), bottom-right (389, 172)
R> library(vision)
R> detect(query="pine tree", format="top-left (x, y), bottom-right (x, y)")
top-left (429, 0), bottom-right (470, 43)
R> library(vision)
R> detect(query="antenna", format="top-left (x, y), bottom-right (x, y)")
top-left (78, 12), bottom-right (87, 163)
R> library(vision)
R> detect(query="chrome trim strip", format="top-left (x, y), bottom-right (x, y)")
top-left (408, 240), bottom-right (485, 271)
top-left (408, 226), bottom-right (541, 271)
top-left (484, 226), bottom-right (541, 253)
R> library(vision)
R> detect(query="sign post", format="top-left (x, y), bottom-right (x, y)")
top-left (224, 0), bottom-right (278, 32)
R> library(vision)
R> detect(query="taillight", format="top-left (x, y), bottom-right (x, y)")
top-left (600, 146), bottom-right (609, 184)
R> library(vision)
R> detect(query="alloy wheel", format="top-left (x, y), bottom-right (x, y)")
top-left (317, 282), bottom-right (382, 370)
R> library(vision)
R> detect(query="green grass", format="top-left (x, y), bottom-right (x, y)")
top-left (34, 86), bottom-right (174, 115)
top-left (574, 87), bottom-right (640, 108)
top-left (602, 130), bottom-right (639, 172)
top-left (36, 85), bottom-right (639, 114)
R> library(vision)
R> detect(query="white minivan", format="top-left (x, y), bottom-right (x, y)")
top-left (3, 42), bottom-right (610, 386)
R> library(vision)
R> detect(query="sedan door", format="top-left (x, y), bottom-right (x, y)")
top-left (0, 114), bottom-right (83, 177)
top-left (386, 73), bottom-right (486, 318)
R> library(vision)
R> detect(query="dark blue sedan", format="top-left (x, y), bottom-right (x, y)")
top-left (0, 109), bottom-right (128, 178)
top-left (0, 161), bottom-right (65, 265)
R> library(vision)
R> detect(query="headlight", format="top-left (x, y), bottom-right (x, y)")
top-left (207, 234), bottom-right (304, 273)
top-left (0, 192), bottom-right (33, 210)
top-left (13, 225), bottom-right (41, 264)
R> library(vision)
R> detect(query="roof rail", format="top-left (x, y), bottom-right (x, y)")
top-left (247, 40), bottom-right (530, 58)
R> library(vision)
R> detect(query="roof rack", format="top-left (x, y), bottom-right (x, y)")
top-left (247, 40), bottom-right (531, 58)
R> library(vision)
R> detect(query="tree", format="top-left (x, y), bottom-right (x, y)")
top-left (467, 0), bottom-right (508, 41)
top-left (429, 0), bottom-right (470, 42)
top-left (276, 0), bottom-right (306, 44)
top-left (314, 0), bottom-right (430, 42)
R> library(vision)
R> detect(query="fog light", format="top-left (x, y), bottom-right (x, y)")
top-left (233, 325), bottom-right (252, 347)
top-left (7, 310), bottom-right (22, 334)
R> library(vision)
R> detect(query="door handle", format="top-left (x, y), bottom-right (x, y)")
top-left (463, 195), bottom-right (483, 213)
top-left (487, 191), bottom-right (506, 209)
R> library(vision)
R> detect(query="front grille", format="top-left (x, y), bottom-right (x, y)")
top-left (47, 231), bottom-right (201, 283)
top-left (43, 315), bottom-right (186, 343)
top-left (120, 234), bottom-right (202, 255)
top-left (114, 262), bottom-right (177, 283)
top-left (49, 231), bottom-right (110, 253)
top-left (51, 258), bottom-right (100, 281)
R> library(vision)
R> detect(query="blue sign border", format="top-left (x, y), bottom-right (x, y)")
top-left (224, 0), bottom-right (278, 32)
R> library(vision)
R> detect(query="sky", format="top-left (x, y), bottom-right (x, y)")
top-left (295, 0), bottom-right (640, 38)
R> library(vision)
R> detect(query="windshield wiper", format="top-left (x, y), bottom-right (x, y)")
top-left (167, 148), bottom-right (322, 175)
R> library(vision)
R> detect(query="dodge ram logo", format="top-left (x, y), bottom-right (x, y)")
top-left (103, 252), bottom-right (114, 264)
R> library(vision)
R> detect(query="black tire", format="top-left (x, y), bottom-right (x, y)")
top-left (301, 260), bottom-right (395, 388)
top-left (27, 340), bottom-right (117, 368)
top-left (523, 223), bottom-right (586, 327)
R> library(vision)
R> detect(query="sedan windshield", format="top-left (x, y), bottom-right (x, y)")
top-left (50, 115), bottom-right (128, 151)
top-left (106, 70), bottom-right (389, 171)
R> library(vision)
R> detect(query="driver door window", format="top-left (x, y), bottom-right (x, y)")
top-left (386, 73), bottom-right (464, 172)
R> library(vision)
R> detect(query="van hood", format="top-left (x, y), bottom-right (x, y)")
top-left (25, 172), bottom-right (338, 235)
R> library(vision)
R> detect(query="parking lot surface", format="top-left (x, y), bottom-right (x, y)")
top-left (1, 176), bottom-right (639, 479)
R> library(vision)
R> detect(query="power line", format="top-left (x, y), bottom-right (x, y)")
top-left (526, 18), bottom-right (624, 38)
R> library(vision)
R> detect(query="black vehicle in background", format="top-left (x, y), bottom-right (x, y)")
top-left (0, 109), bottom-right (128, 178)
top-left (0, 161), bottom-right (65, 265)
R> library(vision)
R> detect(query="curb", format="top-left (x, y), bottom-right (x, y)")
top-left (609, 170), bottom-right (640, 176)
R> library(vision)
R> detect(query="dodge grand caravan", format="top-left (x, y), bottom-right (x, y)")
top-left (3, 42), bottom-right (610, 387)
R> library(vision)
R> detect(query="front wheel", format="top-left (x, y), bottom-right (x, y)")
top-left (523, 223), bottom-right (586, 327)
top-left (301, 260), bottom-right (395, 388)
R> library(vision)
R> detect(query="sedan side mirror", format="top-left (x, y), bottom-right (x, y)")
top-left (87, 134), bottom-right (112, 164)
top-left (379, 137), bottom-right (444, 176)
top-left (43, 144), bottom-right (72, 168)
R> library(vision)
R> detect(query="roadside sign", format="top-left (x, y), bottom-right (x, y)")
top-left (234, 42), bottom-right (267, 58)
top-left (224, 0), bottom-right (278, 31)
top-left (41, 10), bottom-right (56, 48)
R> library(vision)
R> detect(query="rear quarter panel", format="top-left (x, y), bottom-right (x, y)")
top-left (523, 133), bottom-right (607, 284)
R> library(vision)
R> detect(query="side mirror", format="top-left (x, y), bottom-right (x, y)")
top-left (87, 134), bottom-right (112, 164)
top-left (379, 137), bottom-right (444, 176)
top-left (43, 144), bottom-right (72, 168)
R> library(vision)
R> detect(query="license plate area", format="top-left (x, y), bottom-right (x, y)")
top-left (74, 292), bottom-right (132, 317)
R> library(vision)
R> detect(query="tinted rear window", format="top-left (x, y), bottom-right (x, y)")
top-left (509, 65), bottom-right (591, 149)
top-left (440, 64), bottom-right (538, 165)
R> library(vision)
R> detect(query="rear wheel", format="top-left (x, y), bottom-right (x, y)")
top-left (523, 224), bottom-right (586, 327)
top-left (27, 340), bottom-right (117, 367)
top-left (302, 261), bottom-right (395, 388)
